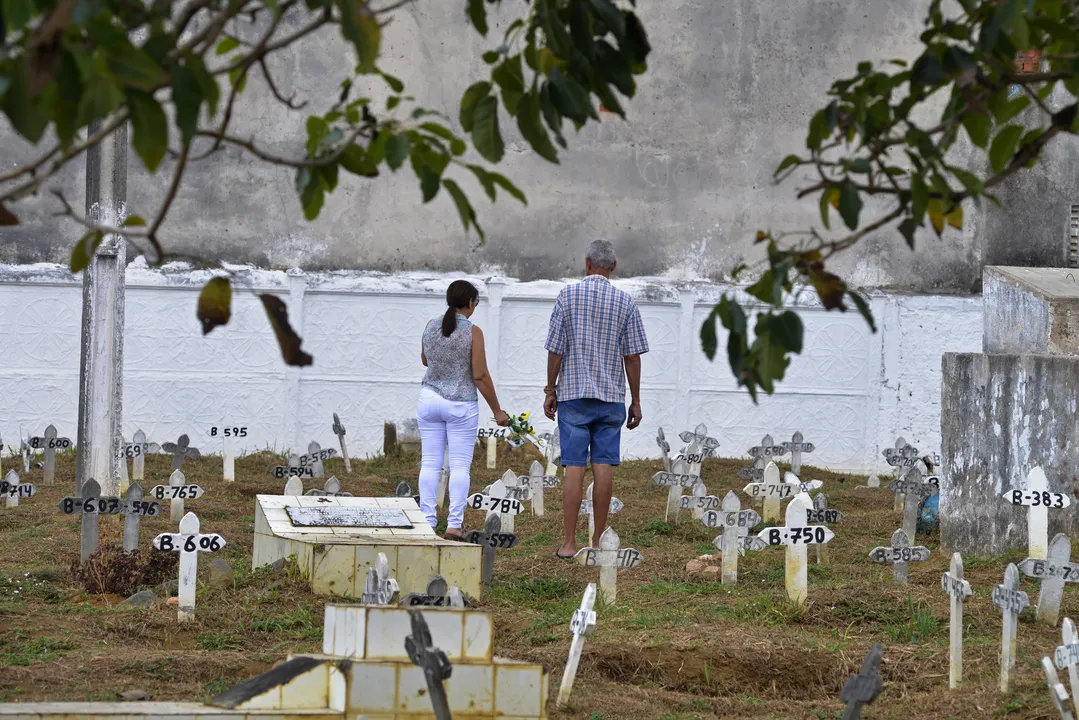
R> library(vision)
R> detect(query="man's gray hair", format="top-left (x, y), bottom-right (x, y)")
top-left (585, 240), bottom-right (616, 270)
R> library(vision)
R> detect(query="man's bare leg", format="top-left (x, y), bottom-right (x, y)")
top-left (557, 465), bottom-right (587, 556)
top-left (590, 463), bottom-right (614, 547)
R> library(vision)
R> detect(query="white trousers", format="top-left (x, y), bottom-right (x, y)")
top-left (417, 387), bottom-right (479, 529)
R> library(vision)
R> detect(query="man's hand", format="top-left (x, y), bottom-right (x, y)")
top-left (543, 392), bottom-right (558, 420)
top-left (627, 401), bottom-right (642, 430)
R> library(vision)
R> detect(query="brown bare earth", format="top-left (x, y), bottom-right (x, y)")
top-left (0, 445), bottom-right (1069, 719)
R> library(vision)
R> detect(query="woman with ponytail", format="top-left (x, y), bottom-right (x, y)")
top-left (418, 280), bottom-right (510, 538)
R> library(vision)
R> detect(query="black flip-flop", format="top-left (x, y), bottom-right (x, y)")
top-left (553, 550), bottom-right (575, 560)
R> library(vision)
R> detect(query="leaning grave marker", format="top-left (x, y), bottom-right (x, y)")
top-left (993, 562), bottom-right (1030, 693)
top-left (1042, 656), bottom-right (1076, 720)
top-left (332, 412), bottom-right (352, 474)
top-left (1056, 618), bottom-right (1079, 717)
top-left (651, 458), bottom-right (698, 524)
top-left (1018, 532), bottom-right (1079, 626)
top-left (404, 609), bottom-right (454, 720)
top-left (252, 494), bottom-right (481, 599)
top-left (556, 582), bottom-right (597, 708)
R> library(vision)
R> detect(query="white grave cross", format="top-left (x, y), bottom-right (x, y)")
top-left (1019, 532), bottom-right (1078, 626)
top-left (151, 469), bottom-right (204, 521)
top-left (993, 563), bottom-right (1030, 693)
top-left (470, 478), bottom-right (524, 533)
top-left (756, 493), bottom-right (834, 606)
top-left (123, 430), bottom-right (160, 483)
top-left (30, 424), bottom-right (72, 485)
top-left (703, 491), bottom-right (762, 585)
top-left (1, 469), bottom-right (36, 508)
top-left (360, 552), bottom-right (400, 605)
top-left (651, 459), bottom-right (698, 524)
top-left (869, 528), bottom-right (930, 584)
top-left (1045, 655), bottom-right (1078, 720)
top-left (679, 423), bottom-right (719, 458)
top-left (572, 526), bottom-right (642, 605)
top-left (1057, 618), bottom-right (1079, 717)
top-left (941, 552), bottom-right (973, 689)
top-left (556, 583), bottom-right (597, 708)
top-left (744, 461), bottom-right (791, 523)
top-left (1003, 467), bottom-right (1070, 561)
top-left (152, 511), bottom-right (225, 622)
top-left (581, 481), bottom-right (624, 540)
top-left (527, 460), bottom-right (559, 517)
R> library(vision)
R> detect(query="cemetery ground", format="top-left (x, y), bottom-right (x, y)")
top-left (0, 448), bottom-right (1068, 720)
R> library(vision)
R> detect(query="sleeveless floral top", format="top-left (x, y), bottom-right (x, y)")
top-left (421, 314), bottom-right (477, 402)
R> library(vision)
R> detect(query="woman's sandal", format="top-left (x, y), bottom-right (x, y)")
top-left (553, 550), bottom-right (575, 560)
top-left (444, 531), bottom-right (464, 541)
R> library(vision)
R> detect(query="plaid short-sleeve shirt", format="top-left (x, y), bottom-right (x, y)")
top-left (544, 275), bottom-right (649, 403)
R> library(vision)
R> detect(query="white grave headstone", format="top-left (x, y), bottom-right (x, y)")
top-left (126, 430), bottom-right (159, 482)
top-left (744, 461), bottom-right (790, 523)
top-left (556, 582), bottom-right (597, 708)
top-left (283, 476), bottom-right (305, 496)
top-left (756, 493), bottom-right (834, 606)
top-left (1003, 467), bottom-right (1070, 561)
top-left (993, 563), bottom-right (1030, 693)
top-left (572, 526), bottom-right (642, 605)
top-left (869, 528), bottom-right (930, 584)
top-left (150, 469), bottom-right (204, 521)
top-left (527, 460), bottom-right (559, 517)
top-left (301, 441), bottom-right (335, 478)
top-left (152, 511), bottom-right (225, 622)
top-left (1, 469), bottom-right (35, 508)
top-left (1019, 532), bottom-right (1078, 626)
top-left (360, 552), bottom-right (400, 605)
top-left (941, 552), bottom-right (973, 689)
top-left (1056, 618), bottom-right (1079, 717)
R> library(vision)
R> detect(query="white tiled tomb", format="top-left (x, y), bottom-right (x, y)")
top-left (252, 495), bottom-right (482, 599)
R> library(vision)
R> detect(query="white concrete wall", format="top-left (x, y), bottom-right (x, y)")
top-left (0, 262), bottom-right (983, 473)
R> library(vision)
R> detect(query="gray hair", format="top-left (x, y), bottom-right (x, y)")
top-left (585, 240), bottom-right (616, 270)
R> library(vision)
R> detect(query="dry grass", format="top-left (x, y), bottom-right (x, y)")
top-left (0, 445), bottom-right (1067, 719)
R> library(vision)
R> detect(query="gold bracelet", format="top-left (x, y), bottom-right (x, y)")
top-left (543, 386), bottom-right (556, 395)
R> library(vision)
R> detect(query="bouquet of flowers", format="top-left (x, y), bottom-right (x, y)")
top-left (505, 411), bottom-right (536, 447)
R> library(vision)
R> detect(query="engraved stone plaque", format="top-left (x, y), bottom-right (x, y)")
top-left (285, 506), bottom-right (413, 528)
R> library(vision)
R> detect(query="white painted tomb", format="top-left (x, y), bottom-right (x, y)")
top-left (0, 602), bottom-right (550, 720)
top-left (253, 494), bottom-right (482, 599)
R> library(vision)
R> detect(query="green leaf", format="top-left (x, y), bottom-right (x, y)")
top-left (421, 122), bottom-right (466, 155)
top-left (847, 290), bottom-right (877, 332)
top-left (838, 183), bottom-right (862, 230)
top-left (122, 215), bottom-right (146, 227)
top-left (488, 171), bottom-right (526, 205)
top-left (305, 116), bottom-right (329, 156)
top-left (338, 0), bottom-right (380, 73)
top-left (594, 40), bottom-right (635, 97)
top-left (962, 112), bottom-right (990, 148)
top-left (492, 55), bottom-right (524, 115)
top-left (989, 124), bottom-right (1023, 173)
top-left (339, 144), bottom-right (379, 177)
top-left (746, 270), bottom-right (782, 307)
top-left (70, 230), bottom-right (104, 273)
top-left (849, 158), bottom-right (872, 174)
top-left (2, 57), bottom-right (49, 142)
top-left (818, 188), bottom-right (834, 230)
top-left (775, 154), bottom-right (801, 176)
top-left (911, 175), bottom-right (928, 225)
top-left (771, 310), bottom-right (804, 354)
top-left (378, 70), bottom-right (404, 93)
top-left (898, 217), bottom-right (917, 249)
top-left (588, 0), bottom-right (625, 42)
top-left (467, 0), bottom-right (488, 35)
top-left (540, 83), bottom-right (567, 149)
top-left (469, 164), bottom-right (497, 202)
top-left (298, 169), bottom-right (325, 220)
top-left (2, 0), bottom-right (34, 31)
top-left (126, 90), bottom-right (169, 172)
top-left (109, 47), bottom-right (166, 90)
top-left (700, 306), bottom-right (719, 361)
top-left (171, 65), bottom-right (202, 145)
top-left (228, 66), bottom-right (248, 94)
top-left (482, 51), bottom-right (501, 64)
top-left (215, 36), bottom-right (240, 55)
top-left (991, 95), bottom-right (1029, 124)
top-left (548, 68), bottom-right (593, 124)
top-left (418, 165), bottom-right (440, 202)
top-left (623, 12), bottom-right (651, 64)
top-left (442, 178), bottom-right (484, 241)
top-left (459, 81), bottom-right (491, 132)
top-left (471, 96), bottom-right (504, 163)
top-left (516, 92), bottom-right (560, 163)
top-left (259, 294), bottom-right (313, 367)
top-left (950, 166), bottom-right (983, 195)
top-left (187, 55), bottom-right (219, 118)
top-left (197, 277), bottom-right (232, 335)
top-left (385, 134), bottom-right (411, 171)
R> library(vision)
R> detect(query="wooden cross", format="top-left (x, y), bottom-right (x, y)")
top-left (702, 491), bottom-right (762, 585)
top-left (993, 562), bottom-right (1030, 693)
top-left (581, 481), bottom-right (624, 539)
top-left (556, 582), bottom-right (597, 708)
top-left (29, 424), bottom-right (72, 485)
top-left (305, 476), bottom-right (352, 497)
top-left (748, 434), bottom-right (788, 461)
top-left (126, 429), bottom-right (158, 482)
top-left (1004, 467), bottom-right (1070, 561)
top-left (869, 528), bottom-right (930, 584)
top-left (468, 478), bottom-right (523, 534)
top-left (784, 470), bottom-right (823, 496)
top-left (404, 610), bottom-right (453, 720)
top-left (656, 427), bottom-right (671, 472)
top-left (754, 492), bottom-right (835, 605)
top-left (58, 479), bottom-right (122, 563)
top-left (462, 514), bottom-right (517, 590)
top-left (1, 469), bottom-right (36, 508)
top-left (572, 526), bottom-right (642, 605)
top-left (360, 552), bottom-right (400, 604)
top-left (783, 431), bottom-right (815, 476)
top-left (651, 459), bottom-right (698, 524)
top-left (1019, 533), bottom-right (1079, 626)
top-left (284, 476), bottom-right (305, 496)
top-left (941, 552), bottom-right (973, 689)
top-left (495, 468), bottom-right (533, 527)
top-left (404, 574), bottom-right (470, 607)
top-left (737, 456), bottom-right (766, 500)
top-left (744, 461), bottom-right (791, 523)
top-left (679, 441), bottom-right (705, 487)
top-left (809, 493), bottom-right (841, 566)
top-left (161, 434), bottom-right (200, 472)
top-left (151, 469), bottom-right (204, 522)
top-left (526, 460), bottom-right (558, 517)
top-left (888, 460), bottom-right (935, 541)
top-left (1043, 656), bottom-right (1077, 720)
top-left (121, 482), bottom-right (161, 552)
top-left (332, 412), bottom-right (352, 474)
top-left (840, 643), bottom-right (884, 720)
top-left (679, 423), bottom-right (719, 458)
top-left (1056, 618), bottom-right (1079, 717)
top-left (302, 441), bottom-right (336, 478)
top-left (680, 481), bottom-right (719, 524)
top-left (152, 511), bottom-right (225, 622)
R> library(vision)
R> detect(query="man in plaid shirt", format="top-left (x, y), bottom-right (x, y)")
top-left (543, 240), bottom-right (649, 558)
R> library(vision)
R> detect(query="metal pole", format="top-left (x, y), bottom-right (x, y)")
top-left (75, 119), bottom-right (127, 496)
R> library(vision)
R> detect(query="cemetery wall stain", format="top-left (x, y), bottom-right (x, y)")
top-left (0, 0), bottom-right (1008, 290)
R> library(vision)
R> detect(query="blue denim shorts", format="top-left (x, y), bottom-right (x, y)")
top-left (557, 398), bottom-right (626, 467)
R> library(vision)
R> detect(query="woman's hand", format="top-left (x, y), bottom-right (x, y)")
top-left (494, 409), bottom-right (511, 426)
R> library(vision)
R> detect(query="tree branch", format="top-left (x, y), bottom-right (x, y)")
top-left (194, 125), bottom-right (367, 167)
